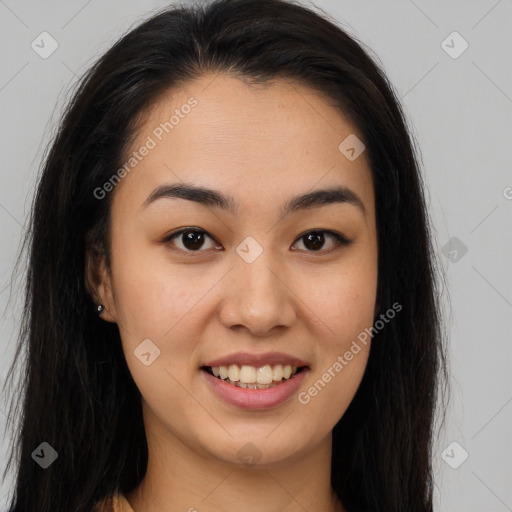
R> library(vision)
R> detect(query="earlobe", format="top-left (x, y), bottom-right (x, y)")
top-left (94, 304), bottom-right (117, 323)
top-left (94, 302), bottom-right (116, 323)
top-left (84, 241), bottom-right (117, 323)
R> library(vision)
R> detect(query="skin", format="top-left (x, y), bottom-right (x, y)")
top-left (87, 72), bottom-right (378, 512)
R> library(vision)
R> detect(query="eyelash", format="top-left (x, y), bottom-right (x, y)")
top-left (162, 227), bottom-right (352, 256)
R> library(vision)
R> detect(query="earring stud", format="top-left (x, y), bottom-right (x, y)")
top-left (96, 304), bottom-right (105, 315)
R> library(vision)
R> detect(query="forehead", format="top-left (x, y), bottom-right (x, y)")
top-left (114, 72), bottom-right (374, 217)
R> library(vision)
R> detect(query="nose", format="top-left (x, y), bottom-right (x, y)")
top-left (218, 249), bottom-right (297, 337)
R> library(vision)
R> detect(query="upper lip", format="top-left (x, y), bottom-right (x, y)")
top-left (202, 351), bottom-right (309, 368)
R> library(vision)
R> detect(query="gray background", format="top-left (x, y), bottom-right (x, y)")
top-left (0, 0), bottom-right (511, 510)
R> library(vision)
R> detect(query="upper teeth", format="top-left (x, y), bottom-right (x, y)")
top-left (212, 364), bottom-right (298, 384)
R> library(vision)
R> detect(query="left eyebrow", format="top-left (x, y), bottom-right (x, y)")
top-left (281, 186), bottom-right (366, 219)
top-left (142, 182), bottom-right (366, 219)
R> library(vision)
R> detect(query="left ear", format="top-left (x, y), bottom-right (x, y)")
top-left (84, 232), bottom-right (118, 323)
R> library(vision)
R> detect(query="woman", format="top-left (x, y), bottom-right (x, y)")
top-left (2, 0), bottom-right (449, 510)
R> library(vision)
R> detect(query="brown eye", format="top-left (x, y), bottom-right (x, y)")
top-left (163, 228), bottom-right (350, 255)
top-left (165, 228), bottom-right (220, 252)
top-left (292, 230), bottom-right (350, 253)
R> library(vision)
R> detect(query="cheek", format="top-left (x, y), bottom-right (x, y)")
top-left (109, 244), bottom-right (214, 394)
top-left (297, 344), bottom-right (369, 442)
top-left (298, 260), bottom-right (378, 341)
top-left (301, 272), bottom-right (374, 387)
top-left (295, 267), bottom-right (375, 433)
top-left (109, 241), bottom-right (201, 340)
top-left (293, 247), bottom-right (377, 414)
top-left (110, 254), bottom-right (203, 411)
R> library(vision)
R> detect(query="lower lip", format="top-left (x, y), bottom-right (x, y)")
top-left (200, 368), bottom-right (309, 410)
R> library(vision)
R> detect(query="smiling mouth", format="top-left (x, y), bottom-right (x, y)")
top-left (201, 364), bottom-right (308, 389)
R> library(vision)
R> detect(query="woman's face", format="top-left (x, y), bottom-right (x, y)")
top-left (92, 72), bottom-right (378, 466)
